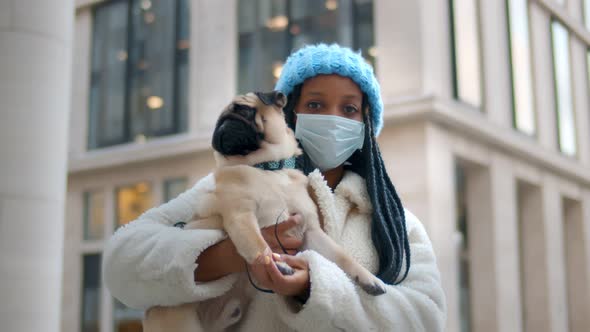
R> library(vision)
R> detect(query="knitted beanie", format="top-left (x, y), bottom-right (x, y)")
top-left (275, 43), bottom-right (384, 136)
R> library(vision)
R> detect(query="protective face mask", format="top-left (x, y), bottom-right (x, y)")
top-left (295, 114), bottom-right (365, 171)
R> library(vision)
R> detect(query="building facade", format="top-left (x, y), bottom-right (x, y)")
top-left (63, 0), bottom-right (590, 331)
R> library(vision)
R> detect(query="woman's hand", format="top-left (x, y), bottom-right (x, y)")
top-left (248, 253), bottom-right (310, 297)
top-left (194, 213), bottom-right (304, 282)
top-left (261, 213), bottom-right (303, 255)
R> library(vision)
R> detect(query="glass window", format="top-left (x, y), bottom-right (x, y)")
top-left (89, 0), bottom-right (190, 149)
top-left (164, 177), bottom-right (188, 202)
top-left (585, 0), bottom-right (590, 31)
top-left (450, 0), bottom-right (483, 108)
top-left (83, 191), bottom-right (105, 240)
top-left (81, 254), bottom-right (101, 332)
top-left (238, 0), bottom-right (375, 93)
top-left (116, 182), bottom-right (153, 228)
top-left (455, 164), bottom-right (472, 332)
top-left (507, 0), bottom-right (535, 135)
top-left (550, 20), bottom-right (577, 157)
top-left (114, 299), bottom-right (143, 332)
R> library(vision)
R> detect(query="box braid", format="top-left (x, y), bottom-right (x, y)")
top-left (283, 85), bottom-right (411, 285)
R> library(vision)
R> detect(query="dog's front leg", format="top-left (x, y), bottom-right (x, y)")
top-left (303, 228), bottom-right (386, 295)
top-left (223, 211), bottom-right (271, 265)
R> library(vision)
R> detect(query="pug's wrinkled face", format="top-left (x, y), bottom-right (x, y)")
top-left (212, 91), bottom-right (289, 157)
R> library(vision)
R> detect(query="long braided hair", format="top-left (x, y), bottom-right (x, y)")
top-left (284, 85), bottom-right (411, 285)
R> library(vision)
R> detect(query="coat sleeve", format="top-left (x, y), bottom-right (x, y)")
top-left (273, 210), bottom-right (447, 331)
top-left (102, 173), bottom-right (238, 310)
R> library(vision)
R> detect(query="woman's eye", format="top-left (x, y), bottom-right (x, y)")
top-left (344, 105), bottom-right (359, 113)
top-left (307, 102), bottom-right (321, 110)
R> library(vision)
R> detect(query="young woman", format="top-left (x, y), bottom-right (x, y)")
top-left (103, 44), bottom-right (446, 331)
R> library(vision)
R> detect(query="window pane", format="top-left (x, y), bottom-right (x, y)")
top-left (551, 21), bottom-right (577, 156)
top-left (129, 0), bottom-right (177, 139)
top-left (116, 182), bottom-right (153, 228)
top-left (585, 0), bottom-right (590, 30)
top-left (89, 0), bottom-right (190, 149)
top-left (81, 254), bottom-right (101, 332)
top-left (450, 0), bottom-right (482, 107)
top-left (164, 178), bottom-right (188, 202)
top-left (507, 0), bottom-right (535, 135)
top-left (238, 0), bottom-right (375, 94)
top-left (114, 299), bottom-right (143, 332)
top-left (83, 191), bottom-right (105, 240)
top-left (89, 1), bottom-right (130, 148)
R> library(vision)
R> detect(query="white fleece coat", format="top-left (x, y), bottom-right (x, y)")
top-left (103, 170), bottom-right (446, 331)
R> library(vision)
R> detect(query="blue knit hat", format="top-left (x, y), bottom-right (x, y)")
top-left (275, 43), bottom-right (384, 136)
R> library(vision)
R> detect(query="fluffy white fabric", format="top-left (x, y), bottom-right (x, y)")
top-left (103, 171), bottom-right (446, 331)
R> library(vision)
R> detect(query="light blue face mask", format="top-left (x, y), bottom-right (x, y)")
top-left (295, 114), bottom-right (365, 171)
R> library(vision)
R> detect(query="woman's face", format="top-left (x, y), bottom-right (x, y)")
top-left (294, 74), bottom-right (364, 122)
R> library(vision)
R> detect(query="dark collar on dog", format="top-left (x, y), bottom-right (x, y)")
top-left (253, 157), bottom-right (296, 171)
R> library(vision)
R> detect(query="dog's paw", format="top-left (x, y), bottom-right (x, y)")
top-left (276, 261), bottom-right (294, 276)
top-left (355, 275), bottom-right (387, 296)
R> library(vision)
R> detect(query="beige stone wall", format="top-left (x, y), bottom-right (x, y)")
top-left (62, 0), bottom-right (590, 331)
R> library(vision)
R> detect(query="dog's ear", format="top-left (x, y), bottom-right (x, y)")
top-left (255, 91), bottom-right (286, 108)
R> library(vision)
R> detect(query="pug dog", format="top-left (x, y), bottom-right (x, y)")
top-left (143, 91), bottom-right (386, 332)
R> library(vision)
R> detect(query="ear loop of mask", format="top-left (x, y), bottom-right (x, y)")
top-left (245, 209), bottom-right (291, 293)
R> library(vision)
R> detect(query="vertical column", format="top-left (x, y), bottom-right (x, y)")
top-left (465, 164), bottom-right (498, 332)
top-left (570, 38), bottom-right (590, 165)
top-left (517, 181), bottom-right (551, 332)
top-left (69, 9), bottom-right (92, 155)
top-left (583, 190), bottom-right (590, 315)
top-left (541, 177), bottom-right (569, 332)
top-left (425, 125), bottom-right (459, 332)
top-left (190, 0), bottom-right (237, 133)
top-left (530, 3), bottom-right (558, 151)
top-left (374, 0), bottom-right (423, 99)
top-left (489, 155), bottom-right (522, 332)
top-left (420, 0), bottom-right (453, 99)
top-left (480, 0), bottom-right (513, 127)
top-left (562, 197), bottom-right (589, 332)
top-left (0, 1), bottom-right (75, 331)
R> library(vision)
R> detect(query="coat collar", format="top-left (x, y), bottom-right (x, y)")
top-left (334, 171), bottom-right (373, 214)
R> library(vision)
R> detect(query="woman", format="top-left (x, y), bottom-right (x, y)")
top-left (103, 44), bottom-right (446, 331)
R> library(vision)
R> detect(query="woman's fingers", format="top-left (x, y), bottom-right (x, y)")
top-left (248, 262), bottom-right (272, 289)
top-left (261, 213), bottom-right (304, 252)
top-left (277, 254), bottom-right (309, 270)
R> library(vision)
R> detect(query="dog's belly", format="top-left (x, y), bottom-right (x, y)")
top-left (214, 167), bottom-right (312, 221)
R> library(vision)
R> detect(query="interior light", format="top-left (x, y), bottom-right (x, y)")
top-left (272, 62), bottom-right (283, 79)
top-left (266, 15), bottom-right (289, 31)
top-left (177, 40), bottom-right (190, 50)
top-left (289, 24), bottom-right (301, 35)
top-left (136, 182), bottom-right (149, 193)
top-left (325, 0), bottom-right (338, 11)
top-left (141, 0), bottom-right (152, 10)
top-left (135, 134), bottom-right (147, 144)
top-left (117, 50), bottom-right (128, 61)
top-left (368, 46), bottom-right (377, 57)
top-left (146, 96), bottom-right (164, 109)
top-left (144, 12), bottom-right (155, 24)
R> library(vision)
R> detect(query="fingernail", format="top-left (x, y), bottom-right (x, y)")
top-left (272, 253), bottom-right (281, 261)
top-left (265, 256), bottom-right (271, 265)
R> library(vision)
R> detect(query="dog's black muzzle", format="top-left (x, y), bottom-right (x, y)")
top-left (211, 91), bottom-right (286, 156)
top-left (212, 104), bottom-right (263, 156)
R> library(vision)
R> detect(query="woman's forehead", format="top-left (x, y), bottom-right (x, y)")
top-left (301, 74), bottom-right (362, 98)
